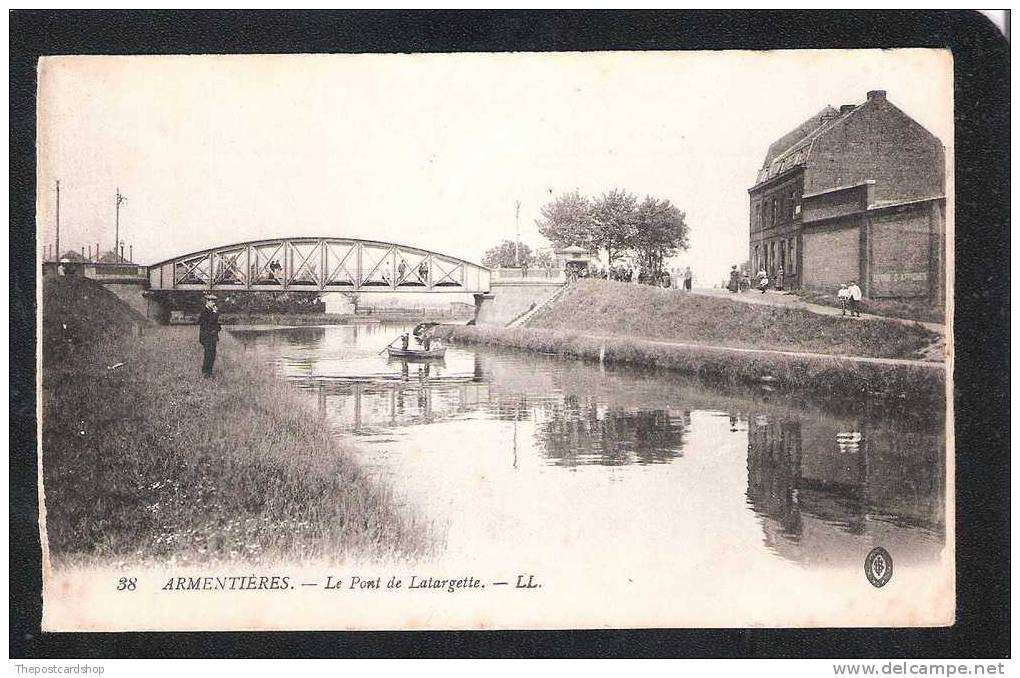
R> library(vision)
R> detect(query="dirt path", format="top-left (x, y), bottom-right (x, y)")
top-left (580, 332), bottom-right (946, 370)
top-left (690, 287), bottom-right (946, 362)
top-left (691, 287), bottom-right (945, 333)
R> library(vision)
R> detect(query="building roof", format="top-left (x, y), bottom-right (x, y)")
top-left (752, 101), bottom-right (864, 188)
top-left (762, 106), bottom-right (838, 166)
top-left (97, 251), bottom-right (135, 264)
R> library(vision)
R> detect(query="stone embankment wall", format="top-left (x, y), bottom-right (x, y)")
top-left (474, 281), bottom-right (564, 326)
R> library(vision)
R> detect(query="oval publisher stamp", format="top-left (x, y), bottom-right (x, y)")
top-left (865, 547), bottom-right (894, 588)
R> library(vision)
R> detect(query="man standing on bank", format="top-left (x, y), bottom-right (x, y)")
top-left (198, 294), bottom-right (221, 377)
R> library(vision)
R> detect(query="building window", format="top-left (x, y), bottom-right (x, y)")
top-left (789, 238), bottom-right (797, 274)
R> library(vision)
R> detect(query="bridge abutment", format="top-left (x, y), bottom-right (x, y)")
top-left (102, 281), bottom-right (168, 322)
top-left (473, 281), bottom-right (565, 326)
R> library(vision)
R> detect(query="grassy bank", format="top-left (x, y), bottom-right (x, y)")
top-left (525, 280), bottom-right (938, 360)
top-left (42, 276), bottom-right (428, 566)
top-left (433, 324), bottom-right (944, 402)
top-left (789, 289), bottom-right (946, 325)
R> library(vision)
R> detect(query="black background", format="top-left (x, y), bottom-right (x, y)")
top-left (9, 10), bottom-right (1010, 659)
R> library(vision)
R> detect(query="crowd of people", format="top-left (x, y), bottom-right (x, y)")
top-left (724, 264), bottom-right (864, 317)
top-left (566, 263), bottom-right (695, 290)
top-left (727, 265), bottom-right (787, 294)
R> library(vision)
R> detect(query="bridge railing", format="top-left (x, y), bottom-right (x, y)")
top-left (491, 267), bottom-right (565, 282)
top-left (147, 238), bottom-right (491, 293)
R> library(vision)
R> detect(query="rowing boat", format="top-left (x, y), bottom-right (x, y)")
top-left (386, 346), bottom-right (447, 360)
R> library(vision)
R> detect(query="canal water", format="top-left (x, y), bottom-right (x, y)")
top-left (230, 322), bottom-right (950, 625)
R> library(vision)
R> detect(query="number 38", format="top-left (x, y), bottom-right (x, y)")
top-left (117, 577), bottom-right (137, 591)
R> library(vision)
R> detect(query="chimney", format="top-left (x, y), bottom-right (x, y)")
top-left (840, 104), bottom-right (856, 114)
top-left (867, 90), bottom-right (887, 101)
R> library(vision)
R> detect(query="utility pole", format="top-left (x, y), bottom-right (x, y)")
top-left (115, 188), bottom-right (127, 261)
top-left (514, 199), bottom-right (521, 268)
top-left (55, 180), bottom-right (60, 260)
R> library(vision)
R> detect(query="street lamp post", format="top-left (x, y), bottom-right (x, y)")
top-left (514, 200), bottom-right (521, 269)
top-left (115, 188), bottom-right (127, 261)
top-left (55, 180), bottom-right (60, 261)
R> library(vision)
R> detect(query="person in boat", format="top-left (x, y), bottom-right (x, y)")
top-left (400, 333), bottom-right (410, 350)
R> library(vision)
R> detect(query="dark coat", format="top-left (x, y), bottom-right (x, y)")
top-left (198, 306), bottom-right (221, 346)
top-left (727, 270), bottom-right (740, 292)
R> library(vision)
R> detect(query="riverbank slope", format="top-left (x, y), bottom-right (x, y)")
top-left (435, 280), bottom-right (945, 400)
top-left (41, 276), bottom-right (427, 566)
top-left (527, 280), bottom-right (939, 360)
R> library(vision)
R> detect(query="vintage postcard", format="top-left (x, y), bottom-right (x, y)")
top-left (36, 48), bottom-right (953, 631)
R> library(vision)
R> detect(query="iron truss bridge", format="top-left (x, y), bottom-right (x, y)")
top-left (147, 237), bottom-right (491, 293)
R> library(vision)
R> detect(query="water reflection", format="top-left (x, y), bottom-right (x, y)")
top-left (230, 323), bottom-right (946, 568)
top-left (746, 411), bottom-right (944, 566)
top-left (535, 398), bottom-right (690, 466)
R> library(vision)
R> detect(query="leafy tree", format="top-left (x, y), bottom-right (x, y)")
top-left (535, 190), bottom-right (595, 253)
top-left (632, 197), bottom-right (690, 276)
top-left (590, 189), bottom-right (638, 264)
top-left (482, 240), bottom-right (535, 268)
top-left (536, 189), bottom-right (691, 273)
top-left (530, 249), bottom-right (555, 268)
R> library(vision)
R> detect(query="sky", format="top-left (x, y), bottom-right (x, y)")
top-left (37, 49), bottom-right (952, 280)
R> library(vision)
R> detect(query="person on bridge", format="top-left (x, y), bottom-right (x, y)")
top-left (683, 266), bottom-right (693, 292)
top-left (198, 294), bottom-right (221, 377)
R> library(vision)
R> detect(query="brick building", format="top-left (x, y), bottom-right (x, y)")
top-left (748, 90), bottom-right (945, 302)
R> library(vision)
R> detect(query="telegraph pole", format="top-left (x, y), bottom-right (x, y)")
top-left (115, 188), bottom-right (127, 261)
top-left (514, 199), bottom-right (521, 268)
top-left (54, 180), bottom-right (60, 260)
